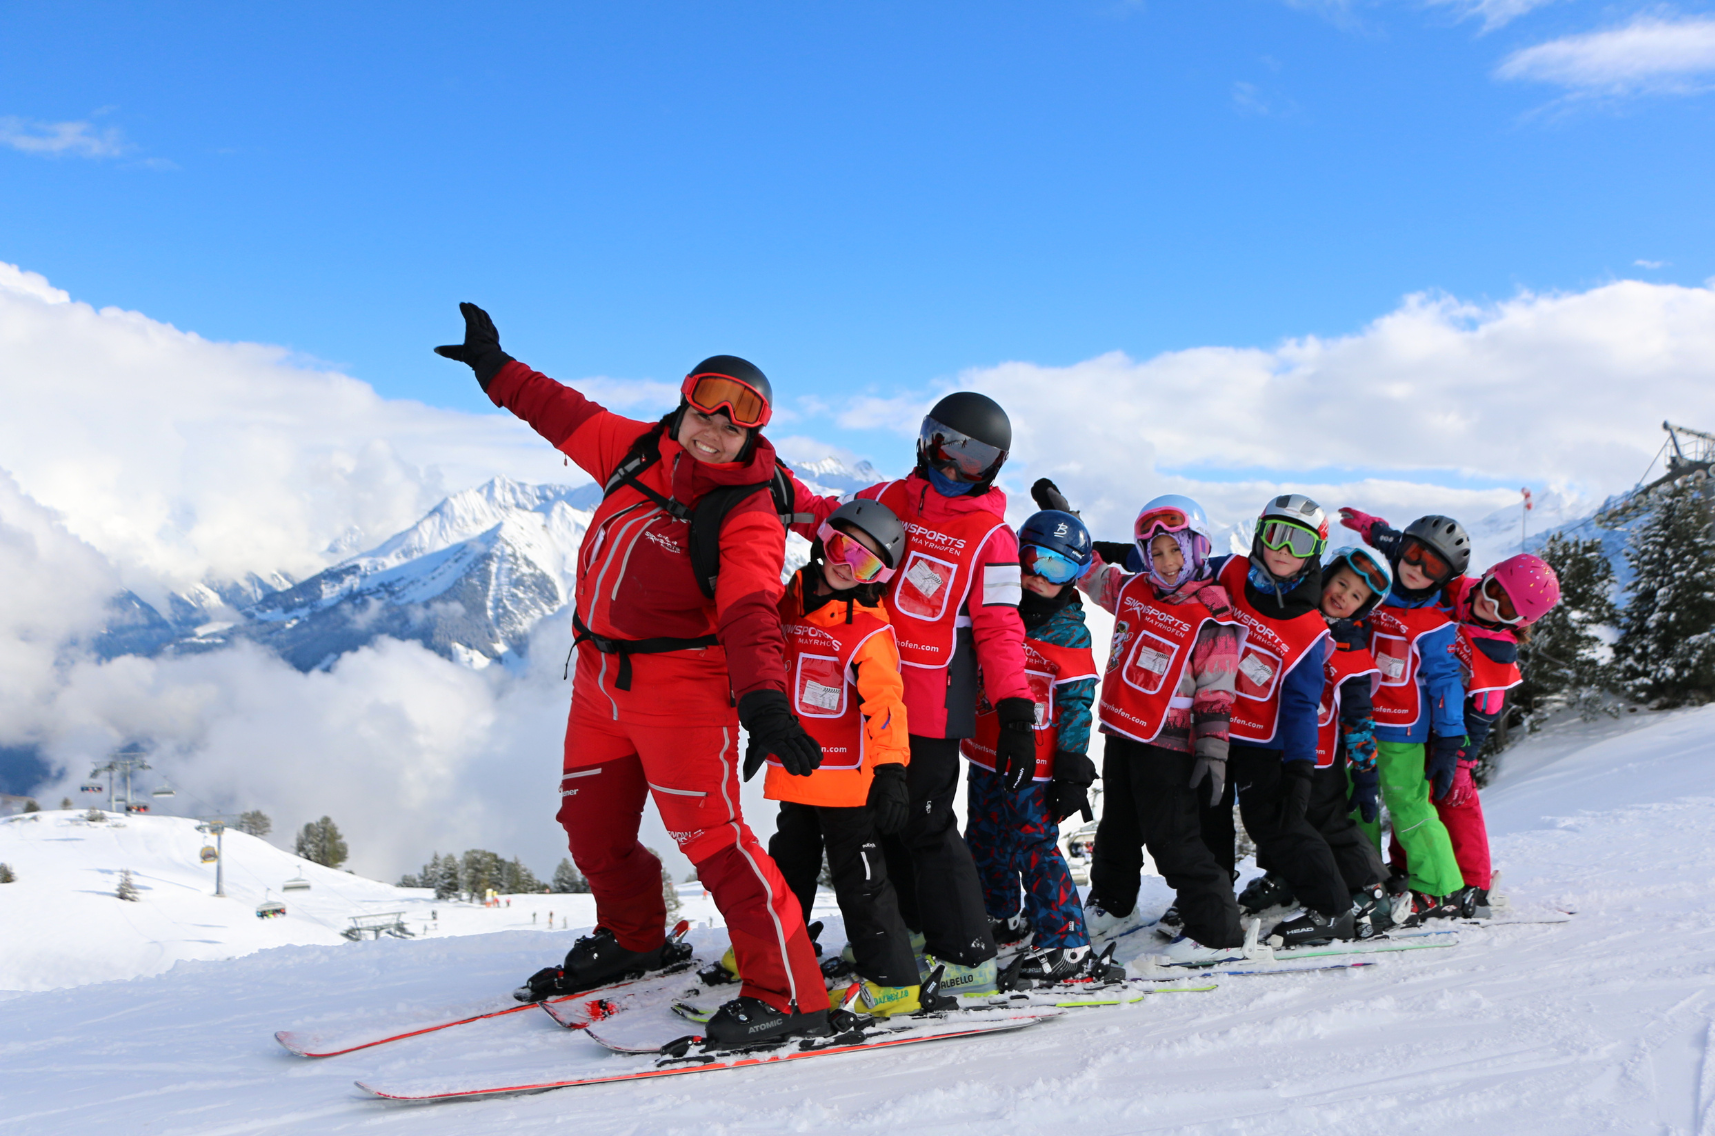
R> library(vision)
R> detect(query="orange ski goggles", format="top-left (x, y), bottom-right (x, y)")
top-left (682, 371), bottom-right (771, 429)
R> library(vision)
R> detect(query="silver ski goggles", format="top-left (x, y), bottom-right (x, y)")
top-left (920, 416), bottom-right (1007, 483)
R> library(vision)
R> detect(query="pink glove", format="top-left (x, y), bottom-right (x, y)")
top-left (1438, 759), bottom-right (1480, 807)
top-left (1338, 507), bottom-right (1388, 543)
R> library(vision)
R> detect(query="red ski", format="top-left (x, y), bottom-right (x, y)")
top-left (276, 920), bottom-right (692, 1058)
top-left (356, 1007), bottom-right (1059, 1101)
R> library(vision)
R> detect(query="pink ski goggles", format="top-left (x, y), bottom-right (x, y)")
top-left (819, 522), bottom-right (895, 584)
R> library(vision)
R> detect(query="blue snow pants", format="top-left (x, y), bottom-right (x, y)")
top-left (964, 763), bottom-right (1089, 949)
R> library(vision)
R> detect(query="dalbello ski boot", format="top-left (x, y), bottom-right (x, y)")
top-left (514, 924), bottom-right (692, 1002)
top-left (1350, 885), bottom-right (1395, 939)
top-left (1011, 943), bottom-right (1125, 988)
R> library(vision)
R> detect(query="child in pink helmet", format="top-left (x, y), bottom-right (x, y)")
top-left (1427, 552), bottom-right (1561, 916)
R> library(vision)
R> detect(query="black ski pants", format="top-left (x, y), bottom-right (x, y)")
top-left (878, 735), bottom-right (998, 967)
top-left (1089, 736), bottom-right (1245, 949)
top-left (1230, 743), bottom-right (1350, 918)
top-left (1307, 755), bottom-right (1388, 892)
top-left (768, 801), bottom-right (920, 989)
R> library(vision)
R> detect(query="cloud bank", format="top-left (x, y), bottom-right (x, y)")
top-left (0, 115), bottom-right (130, 159)
top-left (1499, 14), bottom-right (1715, 96)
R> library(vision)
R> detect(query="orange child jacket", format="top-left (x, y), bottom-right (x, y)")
top-left (764, 571), bottom-right (910, 809)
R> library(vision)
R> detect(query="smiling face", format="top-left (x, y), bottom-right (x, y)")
top-left (1320, 565), bottom-right (1374, 621)
top-left (675, 406), bottom-right (749, 464)
top-left (819, 525), bottom-right (886, 593)
top-left (1150, 533), bottom-right (1185, 586)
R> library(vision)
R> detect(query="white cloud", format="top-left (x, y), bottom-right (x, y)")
top-left (0, 116), bottom-right (131, 159)
top-left (0, 262), bottom-right (577, 607)
top-left (1424, 0), bottom-right (1558, 33)
top-left (1635, 259), bottom-right (1669, 269)
top-left (897, 280), bottom-right (1715, 564)
top-left (1498, 14), bottom-right (1715, 95)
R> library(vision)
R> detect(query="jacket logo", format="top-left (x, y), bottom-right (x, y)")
top-left (644, 530), bottom-right (683, 555)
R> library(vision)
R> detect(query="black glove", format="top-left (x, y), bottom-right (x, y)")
top-left (738, 690), bottom-right (823, 780)
top-left (1426, 735), bottom-right (1465, 801)
top-left (1189, 752), bottom-right (1226, 808)
top-left (1030, 478), bottom-right (1076, 515)
top-left (1280, 760), bottom-right (1313, 823)
top-left (993, 697), bottom-right (1039, 792)
top-left (433, 301), bottom-right (515, 392)
top-left (1347, 763), bottom-right (1379, 824)
top-left (1093, 541), bottom-right (1135, 569)
top-left (1046, 750), bottom-right (1097, 824)
top-left (866, 763), bottom-right (910, 836)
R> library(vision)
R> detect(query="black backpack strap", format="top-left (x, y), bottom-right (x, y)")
top-left (771, 464), bottom-right (816, 527)
top-left (572, 612), bottom-right (717, 691)
top-left (688, 482), bottom-right (776, 600)
top-left (602, 423), bottom-right (693, 522)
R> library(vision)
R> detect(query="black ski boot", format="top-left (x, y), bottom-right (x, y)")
top-left (1153, 906), bottom-right (1185, 939)
top-left (1448, 886), bottom-right (1492, 919)
top-left (990, 913), bottom-right (1031, 947)
top-left (1350, 885), bottom-right (1395, 939)
top-left (1268, 908), bottom-right (1356, 948)
top-left (1237, 872), bottom-right (1297, 915)
top-left (702, 997), bottom-right (833, 1048)
top-left (1013, 943), bottom-right (1124, 987)
top-left (513, 927), bottom-right (692, 1002)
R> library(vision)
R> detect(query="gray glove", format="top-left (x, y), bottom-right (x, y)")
top-left (1189, 754), bottom-right (1225, 807)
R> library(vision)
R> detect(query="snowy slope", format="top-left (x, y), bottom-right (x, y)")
top-left (0, 810), bottom-right (727, 993)
top-left (6, 706), bottom-right (1715, 1133)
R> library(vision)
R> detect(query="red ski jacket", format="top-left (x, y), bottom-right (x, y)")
top-left (487, 361), bottom-right (789, 714)
top-left (787, 471), bottom-right (1032, 738)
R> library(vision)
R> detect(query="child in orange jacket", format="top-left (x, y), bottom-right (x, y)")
top-left (760, 499), bottom-right (922, 1015)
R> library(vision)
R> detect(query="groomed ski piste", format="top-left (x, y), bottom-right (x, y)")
top-left (6, 704), bottom-right (1715, 1134)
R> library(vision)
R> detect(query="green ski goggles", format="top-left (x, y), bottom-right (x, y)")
top-left (1257, 519), bottom-right (1325, 559)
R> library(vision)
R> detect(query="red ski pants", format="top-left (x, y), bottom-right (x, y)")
top-left (555, 694), bottom-right (827, 1014)
top-left (1389, 792), bottom-right (1492, 889)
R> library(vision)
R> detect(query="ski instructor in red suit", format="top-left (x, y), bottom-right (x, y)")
top-left (435, 303), bottom-right (831, 1046)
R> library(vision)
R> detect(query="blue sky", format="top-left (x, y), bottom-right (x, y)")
top-left (3, 1), bottom-right (1713, 479)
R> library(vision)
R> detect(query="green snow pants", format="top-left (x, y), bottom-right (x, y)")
top-left (1355, 740), bottom-right (1464, 897)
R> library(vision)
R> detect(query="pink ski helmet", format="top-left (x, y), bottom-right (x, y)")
top-left (1481, 554), bottom-right (1561, 627)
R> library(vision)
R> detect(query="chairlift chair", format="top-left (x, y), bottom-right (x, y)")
top-left (80, 783), bottom-right (103, 793)
top-left (256, 890), bottom-right (287, 919)
top-left (200, 845), bottom-right (219, 863)
top-left (151, 780), bottom-right (176, 798)
top-left (282, 870), bottom-right (311, 893)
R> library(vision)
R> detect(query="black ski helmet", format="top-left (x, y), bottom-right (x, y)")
top-left (916, 391), bottom-right (1012, 489)
top-left (824, 498), bottom-right (907, 571)
top-left (1401, 514), bottom-right (1471, 579)
top-left (673, 354), bottom-right (773, 460)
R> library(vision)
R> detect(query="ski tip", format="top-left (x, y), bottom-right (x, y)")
top-left (274, 1031), bottom-right (316, 1057)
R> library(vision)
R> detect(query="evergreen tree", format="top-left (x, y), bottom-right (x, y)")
top-left (1615, 477), bottom-right (1715, 707)
top-left (432, 852), bottom-right (461, 900)
top-left (551, 858), bottom-right (591, 893)
top-left (60, 797), bottom-right (73, 810)
top-left (294, 816), bottom-right (349, 869)
top-left (1512, 533), bottom-right (1622, 724)
top-left (22, 799), bottom-right (39, 813)
top-left (0, 863), bottom-right (15, 883)
top-left (500, 856), bottom-right (542, 894)
top-left (237, 810), bottom-right (272, 838)
top-left (116, 868), bottom-right (139, 901)
top-left (460, 849), bottom-right (504, 899)
top-left (85, 807), bottom-right (104, 822)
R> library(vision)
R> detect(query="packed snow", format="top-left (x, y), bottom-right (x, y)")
top-left (4, 704), bottom-right (1715, 1133)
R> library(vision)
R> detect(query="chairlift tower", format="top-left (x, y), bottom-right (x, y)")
top-left (1597, 422), bottom-right (1715, 526)
top-left (196, 818), bottom-right (230, 897)
top-left (88, 743), bottom-right (151, 814)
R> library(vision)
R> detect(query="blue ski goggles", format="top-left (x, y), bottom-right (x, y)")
top-left (1020, 543), bottom-right (1085, 585)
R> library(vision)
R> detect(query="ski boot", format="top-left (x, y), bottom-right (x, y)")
top-left (1237, 872), bottom-right (1297, 915)
top-left (1398, 890), bottom-right (1458, 927)
top-left (514, 926), bottom-right (692, 1002)
top-left (702, 996), bottom-right (833, 1048)
top-left (1350, 885), bottom-right (1395, 939)
top-left (1084, 899), bottom-right (1143, 941)
top-left (919, 954), bottom-right (999, 997)
top-left (698, 946), bottom-right (741, 987)
top-left (989, 913), bottom-right (1031, 947)
top-left (1012, 943), bottom-right (1125, 988)
top-left (1267, 908), bottom-right (1356, 948)
top-left (1153, 905), bottom-right (1185, 939)
top-left (852, 979), bottom-right (922, 1018)
top-left (1448, 885), bottom-right (1492, 919)
top-left (1150, 933), bottom-right (1248, 967)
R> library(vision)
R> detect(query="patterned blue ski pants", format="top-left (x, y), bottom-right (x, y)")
top-left (965, 764), bottom-right (1089, 949)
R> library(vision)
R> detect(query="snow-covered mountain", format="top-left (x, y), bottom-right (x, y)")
top-left (91, 455), bottom-right (884, 673)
